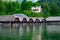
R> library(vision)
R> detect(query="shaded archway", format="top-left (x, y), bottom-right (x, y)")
top-left (14, 17), bottom-right (20, 21)
top-left (28, 18), bottom-right (34, 23)
top-left (22, 18), bottom-right (27, 23)
top-left (35, 19), bottom-right (40, 23)
top-left (41, 19), bottom-right (47, 23)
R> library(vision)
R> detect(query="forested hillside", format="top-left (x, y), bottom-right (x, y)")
top-left (38, 0), bottom-right (60, 6)
top-left (0, 0), bottom-right (60, 17)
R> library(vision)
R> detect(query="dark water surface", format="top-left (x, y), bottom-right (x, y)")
top-left (0, 23), bottom-right (60, 40)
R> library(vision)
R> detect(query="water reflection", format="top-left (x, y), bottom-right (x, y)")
top-left (32, 23), bottom-right (41, 40)
top-left (21, 23), bottom-right (28, 40)
top-left (46, 24), bottom-right (60, 40)
top-left (0, 23), bottom-right (20, 40)
top-left (42, 23), bottom-right (47, 40)
top-left (0, 23), bottom-right (41, 40)
top-left (0, 23), bottom-right (60, 40)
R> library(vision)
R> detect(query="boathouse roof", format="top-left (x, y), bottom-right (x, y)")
top-left (13, 14), bottom-right (29, 21)
top-left (0, 14), bottom-right (29, 21)
top-left (0, 14), bottom-right (60, 21)
top-left (46, 17), bottom-right (60, 21)
top-left (0, 15), bottom-right (14, 21)
top-left (13, 14), bottom-right (28, 18)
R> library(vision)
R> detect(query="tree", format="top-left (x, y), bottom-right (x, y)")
top-left (57, 8), bottom-right (60, 16)
top-left (41, 2), bottom-right (50, 12)
top-left (42, 9), bottom-right (50, 19)
top-left (21, 0), bottom-right (27, 11)
top-left (50, 2), bottom-right (58, 16)
top-left (0, 0), bottom-right (2, 14)
top-left (13, 1), bottom-right (21, 13)
top-left (1, 1), bottom-right (7, 15)
top-left (32, 2), bottom-right (40, 6)
top-left (42, 2), bottom-right (50, 19)
top-left (26, 1), bottom-right (33, 10)
top-left (5, 0), bottom-right (21, 14)
top-left (21, 0), bottom-right (33, 11)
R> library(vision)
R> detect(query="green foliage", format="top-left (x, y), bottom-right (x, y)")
top-left (50, 2), bottom-right (58, 16)
top-left (26, 1), bottom-right (33, 10)
top-left (42, 8), bottom-right (50, 18)
top-left (32, 2), bottom-right (40, 6)
top-left (42, 12), bottom-right (50, 18)
top-left (23, 10), bottom-right (32, 16)
top-left (0, 0), bottom-right (60, 17)
top-left (31, 12), bottom-right (43, 17)
top-left (0, 0), bottom-right (21, 15)
top-left (23, 10), bottom-right (43, 17)
top-left (21, 0), bottom-right (27, 11)
top-left (42, 2), bottom-right (50, 12)
top-left (21, 0), bottom-right (33, 11)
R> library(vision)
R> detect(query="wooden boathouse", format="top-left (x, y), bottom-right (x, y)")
top-left (0, 14), bottom-right (60, 24)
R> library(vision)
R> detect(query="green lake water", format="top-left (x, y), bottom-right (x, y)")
top-left (0, 23), bottom-right (60, 40)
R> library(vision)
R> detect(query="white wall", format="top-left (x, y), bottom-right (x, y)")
top-left (31, 6), bottom-right (42, 13)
